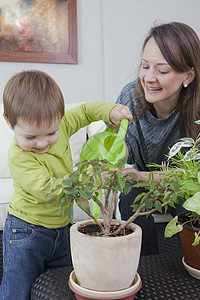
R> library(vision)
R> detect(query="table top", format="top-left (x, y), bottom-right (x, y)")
top-left (31, 251), bottom-right (200, 300)
top-left (135, 251), bottom-right (199, 300)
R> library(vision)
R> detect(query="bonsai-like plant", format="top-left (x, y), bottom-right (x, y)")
top-left (51, 157), bottom-right (174, 237)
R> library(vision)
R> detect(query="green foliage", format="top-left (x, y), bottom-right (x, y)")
top-left (134, 131), bottom-right (200, 245)
top-left (164, 216), bottom-right (183, 237)
top-left (192, 232), bottom-right (200, 246)
top-left (50, 157), bottom-right (139, 234)
top-left (182, 192), bottom-right (200, 215)
top-left (49, 127), bottom-right (200, 241)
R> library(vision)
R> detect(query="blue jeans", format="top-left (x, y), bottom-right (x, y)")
top-left (0, 214), bottom-right (72, 300)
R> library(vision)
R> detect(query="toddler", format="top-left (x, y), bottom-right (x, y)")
top-left (0, 70), bottom-right (132, 299)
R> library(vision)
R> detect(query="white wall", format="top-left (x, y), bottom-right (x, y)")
top-left (0, 0), bottom-right (200, 105)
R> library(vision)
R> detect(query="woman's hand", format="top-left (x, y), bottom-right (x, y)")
top-left (109, 104), bottom-right (133, 125)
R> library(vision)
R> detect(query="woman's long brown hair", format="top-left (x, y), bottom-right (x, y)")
top-left (134, 22), bottom-right (200, 140)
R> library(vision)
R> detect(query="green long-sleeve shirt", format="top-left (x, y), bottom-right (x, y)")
top-left (8, 102), bottom-right (115, 228)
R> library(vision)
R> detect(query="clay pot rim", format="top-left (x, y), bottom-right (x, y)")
top-left (71, 219), bottom-right (141, 240)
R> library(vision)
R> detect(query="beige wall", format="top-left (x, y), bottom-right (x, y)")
top-left (0, 0), bottom-right (200, 104)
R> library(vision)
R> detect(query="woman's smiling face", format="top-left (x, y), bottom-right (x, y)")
top-left (139, 37), bottom-right (190, 107)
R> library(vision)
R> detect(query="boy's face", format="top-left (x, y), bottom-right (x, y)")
top-left (13, 118), bottom-right (61, 153)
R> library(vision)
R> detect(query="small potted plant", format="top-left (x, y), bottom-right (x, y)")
top-left (51, 157), bottom-right (175, 299)
top-left (133, 121), bottom-right (200, 279)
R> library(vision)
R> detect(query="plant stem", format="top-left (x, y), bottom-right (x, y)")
top-left (115, 199), bottom-right (172, 235)
top-left (104, 188), bottom-right (111, 211)
top-left (80, 207), bottom-right (105, 233)
top-left (109, 190), bottom-right (118, 226)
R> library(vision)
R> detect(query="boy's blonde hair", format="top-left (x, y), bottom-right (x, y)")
top-left (3, 70), bottom-right (65, 128)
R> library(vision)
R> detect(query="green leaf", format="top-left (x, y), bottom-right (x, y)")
top-left (192, 232), bottom-right (200, 246)
top-left (76, 199), bottom-right (91, 214)
top-left (66, 206), bottom-right (74, 221)
top-left (164, 216), bottom-right (183, 238)
top-left (62, 178), bottom-right (72, 187)
top-left (182, 192), bottom-right (200, 214)
top-left (184, 150), bottom-right (197, 161)
top-left (155, 200), bottom-right (163, 213)
top-left (79, 189), bottom-right (91, 199)
top-left (133, 192), bottom-right (147, 203)
top-left (78, 161), bottom-right (91, 173)
top-left (131, 203), bottom-right (143, 212)
top-left (84, 189), bottom-right (94, 198)
top-left (118, 177), bottom-right (126, 189)
top-left (164, 205), bottom-right (168, 214)
top-left (168, 139), bottom-right (194, 160)
top-left (154, 190), bottom-right (161, 197)
top-left (62, 188), bottom-right (71, 195)
top-left (59, 199), bottom-right (74, 218)
top-left (170, 193), bottom-right (179, 203)
top-left (179, 137), bottom-right (195, 143)
top-left (184, 182), bottom-right (200, 194)
top-left (163, 191), bottom-right (170, 201)
top-left (145, 197), bottom-right (153, 209)
top-left (114, 157), bottom-right (127, 169)
top-left (123, 184), bottom-right (132, 195)
top-left (57, 192), bottom-right (65, 205)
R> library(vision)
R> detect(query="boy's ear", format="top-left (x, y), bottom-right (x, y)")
top-left (3, 114), bottom-right (12, 129)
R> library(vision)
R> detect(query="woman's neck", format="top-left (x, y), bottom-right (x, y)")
top-left (153, 100), bottom-right (178, 119)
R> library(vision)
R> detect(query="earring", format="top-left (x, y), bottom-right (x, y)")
top-left (184, 83), bottom-right (188, 88)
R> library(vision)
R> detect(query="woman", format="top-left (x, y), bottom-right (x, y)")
top-left (117, 22), bottom-right (200, 255)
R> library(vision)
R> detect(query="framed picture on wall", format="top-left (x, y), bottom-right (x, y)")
top-left (0, 0), bottom-right (77, 64)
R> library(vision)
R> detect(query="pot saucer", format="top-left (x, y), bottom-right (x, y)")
top-left (69, 270), bottom-right (142, 299)
top-left (182, 257), bottom-right (200, 280)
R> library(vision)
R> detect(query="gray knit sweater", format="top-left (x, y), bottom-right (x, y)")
top-left (116, 80), bottom-right (180, 171)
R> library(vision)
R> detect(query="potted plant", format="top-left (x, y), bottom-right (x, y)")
top-left (51, 120), bottom-right (200, 298)
top-left (51, 157), bottom-right (175, 299)
top-left (133, 121), bottom-right (200, 279)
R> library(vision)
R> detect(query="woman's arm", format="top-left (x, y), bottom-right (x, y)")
top-left (121, 167), bottom-right (165, 183)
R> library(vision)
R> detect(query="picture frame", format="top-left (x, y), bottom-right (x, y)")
top-left (0, 0), bottom-right (77, 64)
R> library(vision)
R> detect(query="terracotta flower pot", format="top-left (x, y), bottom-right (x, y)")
top-left (69, 270), bottom-right (142, 300)
top-left (180, 225), bottom-right (200, 271)
top-left (70, 219), bottom-right (142, 291)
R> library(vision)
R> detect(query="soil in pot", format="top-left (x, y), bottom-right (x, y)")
top-left (79, 223), bottom-right (134, 237)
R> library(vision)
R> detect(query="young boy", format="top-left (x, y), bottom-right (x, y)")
top-left (0, 70), bottom-right (132, 299)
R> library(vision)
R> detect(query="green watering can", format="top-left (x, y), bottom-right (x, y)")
top-left (79, 119), bottom-right (128, 217)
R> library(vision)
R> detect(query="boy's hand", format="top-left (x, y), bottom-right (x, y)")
top-left (109, 104), bottom-right (133, 125)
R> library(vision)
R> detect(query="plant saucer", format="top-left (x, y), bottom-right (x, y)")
top-left (69, 270), bottom-right (142, 298)
top-left (182, 257), bottom-right (200, 280)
